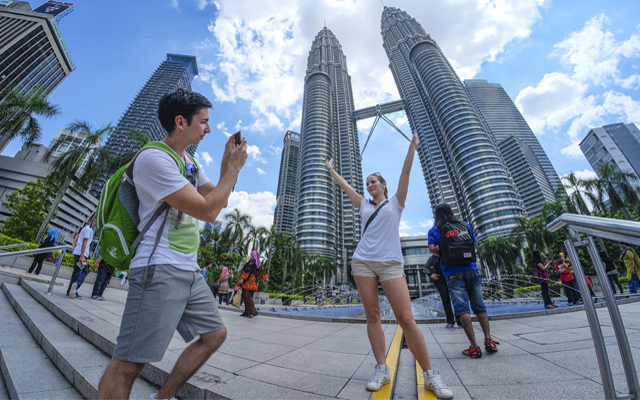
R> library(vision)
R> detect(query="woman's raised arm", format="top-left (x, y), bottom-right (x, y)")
top-left (325, 158), bottom-right (364, 208)
top-left (396, 130), bottom-right (419, 208)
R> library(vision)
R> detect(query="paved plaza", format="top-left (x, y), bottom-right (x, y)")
top-left (1, 271), bottom-right (639, 399)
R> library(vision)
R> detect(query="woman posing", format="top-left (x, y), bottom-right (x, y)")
top-left (532, 250), bottom-right (556, 309)
top-left (325, 131), bottom-right (452, 398)
top-left (217, 266), bottom-right (233, 305)
top-left (237, 251), bottom-right (268, 318)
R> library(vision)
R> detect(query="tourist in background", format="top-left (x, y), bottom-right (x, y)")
top-left (67, 219), bottom-right (96, 299)
top-left (554, 255), bottom-right (580, 305)
top-left (91, 255), bottom-right (115, 301)
top-left (620, 242), bottom-right (640, 294)
top-left (532, 249), bottom-right (556, 309)
top-left (429, 203), bottom-right (498, 360)
top-left (316, 286), bottom-right (323, 305)
top-left (325, 131), bottom-right (453, 398)
top-left (217, 266), bottom-right (233, 305)
top-left (424, 254), bottom-right (456, 328)
top-left (28, 228), bottom-right (58, 275)
top-left (601, 251), bottom-right (624, 294)
top-left (237, 251), bottom-right (268, 318)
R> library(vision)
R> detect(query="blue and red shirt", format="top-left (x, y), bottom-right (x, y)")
top-left (427, 222), bottom-right (477, 279)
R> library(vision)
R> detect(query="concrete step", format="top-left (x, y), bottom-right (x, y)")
top-left (2, 282), bottom-right (159, 399)
top-left (0, 365), bottom-right (11, 399)
top-left (0, 284), bottom-right (83, 399)
top-left (19, 279), bottom-right (232, 400)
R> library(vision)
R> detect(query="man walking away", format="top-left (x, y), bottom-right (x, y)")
top-left (620, 243), bottom-right (640, 294)
top-left (428, 203), bottom-right (498, 359)
top-left (67, 219), bottom-right (96, 299)
top-left (92, 255), bottom-right (116, 300)
top-left (201, 261), bottom-right (212, 289)
top-left (97, 89), bottom-right (247, 400)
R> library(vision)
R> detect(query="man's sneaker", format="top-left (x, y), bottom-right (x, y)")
top-left (98, 296), bottom-right (105, 301)
top-left (366, 364), bottom-right (390, 392)
top-left (424, 370), bottom-right (453, 399)
top-left (69, 283), bottom-right (77, 299)
top-left (92, 295), bottom-right (100, 300)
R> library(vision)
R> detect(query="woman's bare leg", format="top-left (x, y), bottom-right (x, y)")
top-left (355, 275), bottom-right (386, 365)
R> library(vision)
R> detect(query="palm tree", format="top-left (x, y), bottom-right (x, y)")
top-left (584, 163), bottom-right (639, 220)
top-left (511, 216), bottom-right (554, 260)
top-left (477, 236), bottom-right (520, 275)
top-left (245, 224), bottom-right (269, 252)
top-left (224, 209), bottom-right (251, 255)
top-left (262, 224), bottom-right (278, 288)
top-left (0, 86), bottom-right (60, 152)
top-left (562, 172), bottom-right (590, 215)
top-left (34, 121), bottom-right (121, 242)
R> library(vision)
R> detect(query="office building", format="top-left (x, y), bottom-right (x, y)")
top-left (0, 0), bottom-right (75, 152)
top-left (400, 235), bottom-right (433, 299)
top-left (0, 139), bottom-right (98, 244)
top-left (295, 28), bottom-right (364, 281)
top-left (580, 123), bottom-right (640, 189)
top-left (91, 54), bottom-right (199, 197)
top-left (381, 7), bottom-right (524, 238)
top-left (498, 136), bottom-right (555, 216)
top-left (274, 130), bottom-right (300, 234)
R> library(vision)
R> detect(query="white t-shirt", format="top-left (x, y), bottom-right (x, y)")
top-left (352, 195), bottom-right (404, 265)
top-left (129, 148), bottom-right (210, 272)
top-left (73, 225), bottom-right (94, 257)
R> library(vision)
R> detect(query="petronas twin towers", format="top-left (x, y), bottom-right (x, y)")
top-left (287, 6), bottom-right (560, 279)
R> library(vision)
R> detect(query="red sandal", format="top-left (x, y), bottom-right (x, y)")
top-left (462, 346), bottom-right (482, 358)
top-left (484, 338), bottom-right (499, 352)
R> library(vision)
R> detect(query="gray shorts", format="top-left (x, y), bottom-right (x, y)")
top-left (351, 258), bottom-right (405, 282)
top-left (113, 264), bottom-right (225, 363)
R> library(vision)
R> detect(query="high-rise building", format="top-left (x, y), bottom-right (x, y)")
top-left (381, 7), bottom-right (524, 238)
top-left (580, 123), bottom-right (640, 189)
top-left (464, 79), bottom-right (563, 194)
top-left (464, 79), bottom-right (559, 216)
top-left (295, 28), bottom-right (363, 280)
top-left (274, 130), bottom-right (300, 234)
top-left (91, 54), bottom-right (199, 197)
top-left (0, 0), bottom-right (75, 152)
top-left (498, 136), bottom-right (555, 217)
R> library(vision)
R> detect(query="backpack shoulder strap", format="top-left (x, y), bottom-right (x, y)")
top-left (362, 200), bottom-right (389, 238)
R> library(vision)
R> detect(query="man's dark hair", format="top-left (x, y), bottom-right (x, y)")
top-left (434, 203), bottom-right (460, 230)
top-left (620, 242), bottom-right (630, 247)
top-left (205, 261), bottom-right (212, 267)
top-left (158, 88), bottom-right (212, 134)
top-left (554, 254), bottom-right (562, 260)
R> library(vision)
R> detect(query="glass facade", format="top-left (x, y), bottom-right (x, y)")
top-left (274, 130), bottom-right (300, 234)
top-left (295, 29), bottom-right (364, 281)
top-left (381, 7), bottom-right (524, 239)
top-left (90, 54), bottom-right (199, 197)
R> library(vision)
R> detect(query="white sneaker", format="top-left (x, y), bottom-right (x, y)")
top-left (366, 364), bottom-right (391, 392)
top-left (150, 394), bottom-right (177, 400)
top-left (69, 283), bottom-right (77, 299)
top-left (424, 370), bottom-right (454, 399)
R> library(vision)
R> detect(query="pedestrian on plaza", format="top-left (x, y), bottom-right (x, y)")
top-left (97, 88), bottom-right (248, 400)
top-left (424, 254), bottom-right (456, 328)
top-left (428, 203), bottom-right (498, 361)
top-left (601, 251), bottom-right (624, 294)
top-left (619, 242), bottom-right (640, 294)
top-left (325, 131), bottom-right (452, 398)
top-left (201, 261), bottom-right (212, 288)
top-left (67, 219), bottom-right (96, 299)
top-left (316, 286), bottom-right (323, 305)
top-left (554, 255), bottom-right (580, 305)
top-left (91, 255), bottom-right (115, 301)
top-left (217, 266), bottom-right (233, 305)
top-left (28, 228), bottom-right (58, 275)
top-left (237, 250), bottom-right (268, 318)
top-left (532, 250), bottom-right (556, 309)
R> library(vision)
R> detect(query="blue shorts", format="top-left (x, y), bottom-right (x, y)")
top-left (446, 269), bottom-right (487, 316)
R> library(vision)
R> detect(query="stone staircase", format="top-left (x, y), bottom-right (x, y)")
top-left (0, 277), bottom-right (236, 400)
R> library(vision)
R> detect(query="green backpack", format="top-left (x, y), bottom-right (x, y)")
top-left (96, 141), bottom-right (198, 269)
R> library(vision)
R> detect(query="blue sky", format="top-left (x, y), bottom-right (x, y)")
top-left (7, 0), bottom-right (640, 234)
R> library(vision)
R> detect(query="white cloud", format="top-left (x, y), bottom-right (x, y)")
top-left (219, 191), bottom-right (277, 228)
top-left (399, 220), bottom-right (411, 233)
top-left (201, 151), bottom-right (213, 165)
top-left (201, 0), bottom-right (548, 137)
top-left (419, 219), bottom-right (434, 228)
top-left (247, 144), bottom-right (267, 163)
top-left (269, 145), bottom-right (282, 154)
top-left (256, 167), bottom-right (266, 175)
top-left (217, 121), bottom-right (232, 137)
top-left (169, 0), bottom-right (179, 9)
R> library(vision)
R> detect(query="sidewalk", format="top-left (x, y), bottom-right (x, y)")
top-left (16, 278), bottom-right (640, 399)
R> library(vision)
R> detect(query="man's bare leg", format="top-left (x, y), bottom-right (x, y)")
top-left (97, 358), bottom-right (145, 399)
top-left (156, 328), bottom-right (227, 399)
top-left (476, 313), bottom-right (492, 342)
top-left (458, 313), bottom-right (478, 348)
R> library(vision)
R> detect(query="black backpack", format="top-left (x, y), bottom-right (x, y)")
top-left (441, 221), bottom-right (476, 266)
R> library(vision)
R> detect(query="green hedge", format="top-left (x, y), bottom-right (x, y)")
top-left (0, 233), bottom-right (95, 270)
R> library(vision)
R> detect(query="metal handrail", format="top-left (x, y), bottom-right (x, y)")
top-left (0, 243), bottom-right (30, 250)
top-left (547, 213), bottom-right (639, 400)
top-left (0, 245), bottom-right (74, 295)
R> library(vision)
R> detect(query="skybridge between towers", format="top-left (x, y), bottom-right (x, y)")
top-left (352, 99), bottom-right (410, 158)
